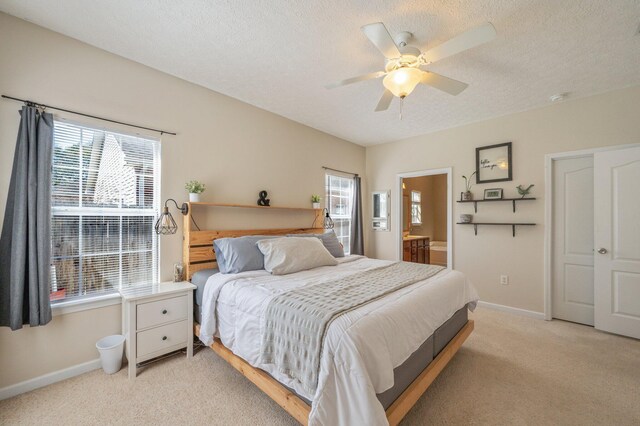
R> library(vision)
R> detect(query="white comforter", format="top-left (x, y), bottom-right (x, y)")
top-left (199, 256), bottom-right (478, 426)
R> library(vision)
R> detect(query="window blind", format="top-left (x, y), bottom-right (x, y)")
top-left (50, 121), bottom-right (160, 302)
top-left (325, 174), bottom-right (353, 254)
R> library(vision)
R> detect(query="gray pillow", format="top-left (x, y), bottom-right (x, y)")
top-left (286, 231), bottom-right (345, 258)
top-left (213, 235), bottom-right (277, 274)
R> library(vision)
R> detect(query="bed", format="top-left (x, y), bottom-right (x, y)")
top-left (183, 206), bottom-right (478, 425)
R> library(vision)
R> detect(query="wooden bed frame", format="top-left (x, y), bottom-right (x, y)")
top-left (182, 202), bottom-right (324, 280)
top-left (183, 202), bottom-right (474, 425)
top-left (194, 321), bottom-right (474, 425)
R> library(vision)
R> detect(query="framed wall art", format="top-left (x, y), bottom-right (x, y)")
top-left (476, 142), bottom-right (512, 183)
top-left (483, 188), bottom-right (503, 200)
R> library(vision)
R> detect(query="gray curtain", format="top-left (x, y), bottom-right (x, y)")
top-left (0, 106), bottom-right (54, 330)
top-left (350, 175), bottom-right (364, 255)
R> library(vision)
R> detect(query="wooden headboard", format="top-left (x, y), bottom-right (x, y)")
top-left (182, 202), bottom-right (324, 280)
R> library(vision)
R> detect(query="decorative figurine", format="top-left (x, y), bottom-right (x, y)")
top-left (257, 190), bottom-right (270, 206)
top-left (516, 184), bottom-right (534, 198)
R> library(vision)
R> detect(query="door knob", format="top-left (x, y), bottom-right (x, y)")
top-left (597, 248), bottom-right (608, 254)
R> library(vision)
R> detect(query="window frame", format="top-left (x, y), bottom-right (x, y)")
top-left (50, 118), bottom-right (161, 306)
top-left (325, 173), bottom-right (354, 255)
top-left (411, 190), bottom-right (422, 225)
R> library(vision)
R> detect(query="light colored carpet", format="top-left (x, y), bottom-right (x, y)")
top-left (1, 308), bottom-right (639, 425)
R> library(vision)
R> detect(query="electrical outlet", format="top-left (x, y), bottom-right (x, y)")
top-left (500, 275), bottom-right (509, 285)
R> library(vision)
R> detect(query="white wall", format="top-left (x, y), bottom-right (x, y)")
top-left (366, 85), bottom-right (640, 313)
top-left (0, 13), bottom-right (365, 389)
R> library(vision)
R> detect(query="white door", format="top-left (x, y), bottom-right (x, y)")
top-left (552, 157), bottom-right (595, 325)
top-left (594, 146), bottom-right (640, 339)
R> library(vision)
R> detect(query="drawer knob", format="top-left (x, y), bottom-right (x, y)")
top-left (162, 336), bottom-right (167, 341)
top-left (162, 309), bottom-right (168, 315)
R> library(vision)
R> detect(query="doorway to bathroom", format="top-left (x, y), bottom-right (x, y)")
top-left (397, 168), bottom-right (452, 268)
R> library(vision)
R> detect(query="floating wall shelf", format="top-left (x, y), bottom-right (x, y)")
top-left (457, 197), bottom-right (536, 213)
top-left (186, 202), bottom-right (324, 230)
top-left (456, 222), bottom-right (536, 237)
top-left (188, 202), bottom-right (321, 212)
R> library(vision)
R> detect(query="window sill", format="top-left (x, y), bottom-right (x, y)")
top-left (52, 293), bottom-right (121, 317)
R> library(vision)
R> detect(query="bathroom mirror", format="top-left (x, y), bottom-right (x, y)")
top-left (372, 190), bottom-right (390, 231)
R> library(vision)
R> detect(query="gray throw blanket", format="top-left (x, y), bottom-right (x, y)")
top-left (260, 261), bottom-right (445, 394)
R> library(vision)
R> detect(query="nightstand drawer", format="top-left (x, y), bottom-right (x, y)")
top-left (136, 295), bottom-right (188, 329)
top-left (136, 320), bottom-right (188, 358)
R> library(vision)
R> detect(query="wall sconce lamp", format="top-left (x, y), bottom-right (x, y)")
top-left (155, 199), bottom-right (189, 235)
top-left (323, 208), bottom-right (334, 229)
top-left (312, 207), bottom-right (334, 230)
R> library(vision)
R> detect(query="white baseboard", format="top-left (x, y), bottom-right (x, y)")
top-left (476, 300), bottom-right (545, 320)
top-left (0, 358), bottom-right (102, 401)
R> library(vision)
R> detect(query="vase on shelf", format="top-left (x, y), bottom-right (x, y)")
top-left (312, 202), bottom-right (320, 209)
top-left (459, 214), bottom-right (473, 223)
top-left (462, 191), bottom-right (473, 201)
top-left (189, 193), bottom-right (200, 202)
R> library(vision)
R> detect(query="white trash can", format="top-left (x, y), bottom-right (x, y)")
top-left (96, 335), bottom-right (125, 375)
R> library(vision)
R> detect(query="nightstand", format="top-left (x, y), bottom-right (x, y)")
top-left (120, 281), bottom-right (196, 379)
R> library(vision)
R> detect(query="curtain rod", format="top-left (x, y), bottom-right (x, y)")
top-left (1, 94), bottom-right (177, 136)
top-left (322, 166), bottom-right (359, 177)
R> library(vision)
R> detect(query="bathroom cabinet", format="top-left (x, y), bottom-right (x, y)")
top-left (402, 236), bottom-right (430, 264)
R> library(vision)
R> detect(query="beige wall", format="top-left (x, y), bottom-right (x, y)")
top-left (367, 85), bottom-right (640, 313)
top-left (403, 177), bottom-right (433, 237)
top-left (2, 10), bottom-right (639, 392)
top-left (431, 174), bottom-right (447, 242)
top-left (402, 174), bottom-right (447, 241)
top-left (0, 13), bottom-right (365, 389)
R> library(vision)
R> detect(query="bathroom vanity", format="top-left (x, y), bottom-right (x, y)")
top-left (402, 235), bottom-right (430, 264)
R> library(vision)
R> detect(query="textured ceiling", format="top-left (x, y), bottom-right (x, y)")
top-left (1, 0), bottom-right (639, 145)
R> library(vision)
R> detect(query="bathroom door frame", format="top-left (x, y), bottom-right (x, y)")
top-left (396, 168), bottom-right (453, 268)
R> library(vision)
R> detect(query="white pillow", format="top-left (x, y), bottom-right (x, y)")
top-left (256, 237), bottom-right (338, 275)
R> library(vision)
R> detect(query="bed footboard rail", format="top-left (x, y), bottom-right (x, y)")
top-left (194, 320), bottom-right (474, 425)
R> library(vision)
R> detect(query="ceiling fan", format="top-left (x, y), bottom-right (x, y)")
top-left (326, 22), bottom-right (497, 112)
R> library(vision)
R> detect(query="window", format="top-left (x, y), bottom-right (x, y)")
top-left (50, 121), bottom-right (160, 303)
top-left (325, 174), bottom-right (353, 254)
top-left (411, 190), bottom-right (422, 225)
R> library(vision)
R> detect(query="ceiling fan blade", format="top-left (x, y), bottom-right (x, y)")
top-left (375, 89), bottom-right (394, 112)
top-left (361, 22), bottom-right (402, 59)
top-left (421, 22), bottom-right (497, 64)
top-left (325, 71), bottom-right (386, 89)
top-left (421, 71), bottom-right (469, 95)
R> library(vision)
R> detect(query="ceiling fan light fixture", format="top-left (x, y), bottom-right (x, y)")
top-left (327, 21), bottom-right (495, 111)
top-left (383, 67), bottom-right (423, 98)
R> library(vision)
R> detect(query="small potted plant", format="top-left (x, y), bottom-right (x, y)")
top-left (462, 172), bottom-right (476, 201)
top-left (311, 195), bottom-right (321, 209)
top-left (185, 180), bottom-right (205, 202)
